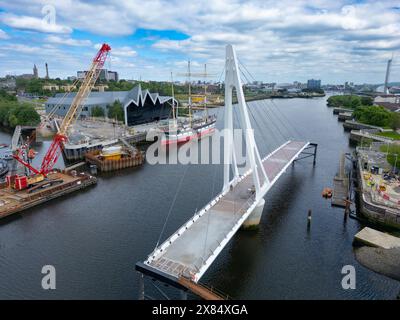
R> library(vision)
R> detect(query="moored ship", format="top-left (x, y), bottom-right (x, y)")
top-left (159, 63), bottom-right (217, 146)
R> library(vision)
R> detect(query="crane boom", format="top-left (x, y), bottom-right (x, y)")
top-left (39, 43), bottom-right (111, 175)
top-left (11, 43), bottom-right (111, 178)
top-left (59, 43), bottom-right (111, 135)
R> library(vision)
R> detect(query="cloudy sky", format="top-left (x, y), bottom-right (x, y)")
top-left (0, 0), bottom-right (399, 84)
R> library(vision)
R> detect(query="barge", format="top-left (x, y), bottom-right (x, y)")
top-left (63, 132), bottom-right (147, 161)
top-left (0, 170), bottom-right (96, 219)
top-left (85, 146), bottom-right (145, 172)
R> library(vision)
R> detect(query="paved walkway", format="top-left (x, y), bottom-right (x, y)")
top-left (145, 140), bottom-right (309, 282)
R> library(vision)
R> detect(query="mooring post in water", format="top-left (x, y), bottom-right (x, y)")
top-left (344, 197), bottom-right (351, 222)
top-left (138, 273), bottom-right (144, 300)
top-left (313, 143), bottom-right (317, 166)
top-left (180, 290), bottom-right (188, 300)
top-left (307, 209), bottom-right (312, 233)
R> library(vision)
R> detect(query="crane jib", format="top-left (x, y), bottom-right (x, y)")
top-left (41, 43), bottom-right (111, 174)
top-left (12, 43), bottom-right (112, 177)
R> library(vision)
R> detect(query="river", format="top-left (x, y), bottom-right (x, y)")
top-left (0, 95), bottom-right (399, 299)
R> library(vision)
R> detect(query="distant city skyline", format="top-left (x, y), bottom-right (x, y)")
top-left (0, 0), bottom-right (399, 84)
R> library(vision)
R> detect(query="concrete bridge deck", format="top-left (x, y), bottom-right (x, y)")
top-left (139, 140), bottom-right (310, 283)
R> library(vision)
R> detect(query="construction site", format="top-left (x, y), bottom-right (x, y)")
top-left (0, 170), bottom-right (96, 219)
top-left (0, 43), bottom-right (144, 220)
top-left (55, 118), bottom-right (149, 161)
top-left (355, 144), bottom-right (400, 228)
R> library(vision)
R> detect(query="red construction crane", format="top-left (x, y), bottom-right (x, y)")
top-left (10, 43), bottom-right (111, 189)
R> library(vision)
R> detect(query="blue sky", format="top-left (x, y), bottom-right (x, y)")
top-left (0, 0), bottom-right (399, 84)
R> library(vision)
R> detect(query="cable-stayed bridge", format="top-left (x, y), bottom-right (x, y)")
top-left (136, 45), bottom-right (317, 300)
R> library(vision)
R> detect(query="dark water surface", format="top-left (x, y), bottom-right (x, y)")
top-left (0, 96), bottom-right (399, 299)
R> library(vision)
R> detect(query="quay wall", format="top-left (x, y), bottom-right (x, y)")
top-left (355, 156), bottom-right (400, 229)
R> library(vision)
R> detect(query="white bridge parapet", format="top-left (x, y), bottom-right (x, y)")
top-left (144, 140), bottom-right (310, 282)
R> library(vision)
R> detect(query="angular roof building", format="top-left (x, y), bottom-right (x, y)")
top-left (45, 84), bottom-right (177, 126)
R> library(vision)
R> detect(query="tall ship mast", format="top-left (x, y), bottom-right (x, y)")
top-left (204, 64), bottom-right (208, 120)
top-left (170, 71), bottom-right (177, 128)
top-left (159, 61), bottom-right (217, 146)
top-left (187, 60), bottom-right (192, 126)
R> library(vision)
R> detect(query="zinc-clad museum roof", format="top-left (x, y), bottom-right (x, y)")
top-left (46, 84), bottom-right (175, 108)
top-left (45, 84), bottom-right (177, 126)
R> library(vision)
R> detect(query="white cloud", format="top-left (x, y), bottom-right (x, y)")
top-left (0, 13), bottom-right (72, 33)
top-left (3, 44), bottom-right (41, 54)
top-left (94, 44), bottom-right (137, 57)
top-left (110, 56), bottom-right (136, 68)
top-left (0, 29), bottom-right (10, 39)
top-left (0, 0), bottom-right (399, 82)
top-left (112, 46), bottom-right (137, 57)
top-left (45, 35), bottom-right (92, 46)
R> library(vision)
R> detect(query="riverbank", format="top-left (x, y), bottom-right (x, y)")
top-left (354, 146), bottom-right (400, 229)
top-left (353, 227), bottom-right (400, 281)
top-left (355, 247), bottom-right (400, 281)
top-left (207, 92), bottom-right (326, 107)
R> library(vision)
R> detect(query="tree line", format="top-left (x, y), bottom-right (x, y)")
top-left (327, 95), bottom-right (400, 129)
top-left (90, 100), bottom-right (124, 121)
top-left (0, 90), bottom-right (40, 129)
top-left (327, 95), bottom-right (373, 108)
top-left (16, 77), bottom-right (214, 98)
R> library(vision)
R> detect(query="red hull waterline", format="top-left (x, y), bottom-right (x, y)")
top-left (161, 127), bottom-right (215, 146)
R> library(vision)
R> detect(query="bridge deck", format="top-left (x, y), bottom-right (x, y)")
top-left (143, 141), bottom-right (310, 282)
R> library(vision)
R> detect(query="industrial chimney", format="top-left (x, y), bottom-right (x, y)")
top-left (45, 62), bottom-right (49, 79)
top-left (383, 58), bottom-right (392, 95)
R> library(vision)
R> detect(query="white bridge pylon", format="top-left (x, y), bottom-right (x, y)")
top-left (223, 44), bottom-right (270, 203)
top-left (136, 44), bottom-right (314, 288)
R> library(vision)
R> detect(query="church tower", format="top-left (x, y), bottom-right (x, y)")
top-left (33, 64), bottom-right (38, 78)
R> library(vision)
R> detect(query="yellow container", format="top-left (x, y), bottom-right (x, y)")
top-left (101, 153), bottom-right (122, 161)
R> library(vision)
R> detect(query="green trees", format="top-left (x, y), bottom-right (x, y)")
top-left (13, 104), bottom-right (41, 125)
top-left (0, 99), bottom-right (40, 128)
top-left (327, 95), bottom-right (361, 108)
top-left (90, 102), bottom-right (124, 121)
top-left (91, 106), bottom-right (105, 117)
top-left (380, 144), bottom-right (400, 169)
top-left (327, 95), bottom-right (373, 108)
top-left (105, 80), bottom-right (188, 96)
top-left (108, 100), bottom-right (124, 121)
top-left (0, 89), bottom-right (41, 128)
top-left (353, 105), bottom-right (394, 127)
top-left (327, 95), bottom-right (400, 128)
top-left (361, 96), bottom-right (373, 106)
top-left (15, 78), bottom-right (78, 96)
top-left (350, 96), bottom-right (361, 108)
top-left (0, 89), bottom-right (17, 101)
top-left (302, 88), bottom-right (325, 94)
top-left (106, 80), bottom-right (135, 92)
top-left (390, 112), bottom-right (400, 131)
top-left (16, 78), bottom-right (46, 95)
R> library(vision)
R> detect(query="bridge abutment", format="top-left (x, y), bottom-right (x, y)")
top-left (242, 198), bottom-right (265, 230)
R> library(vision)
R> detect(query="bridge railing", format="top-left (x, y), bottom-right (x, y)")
top-left (185, 194), bottom-right (257, 276)
top-left (11, 125), bottom-right (22, 151)
top-left (146, 191), bottom-right (228, 264)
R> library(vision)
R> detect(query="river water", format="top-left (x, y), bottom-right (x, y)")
top-left (0, 96), bottom-right (399, 299)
